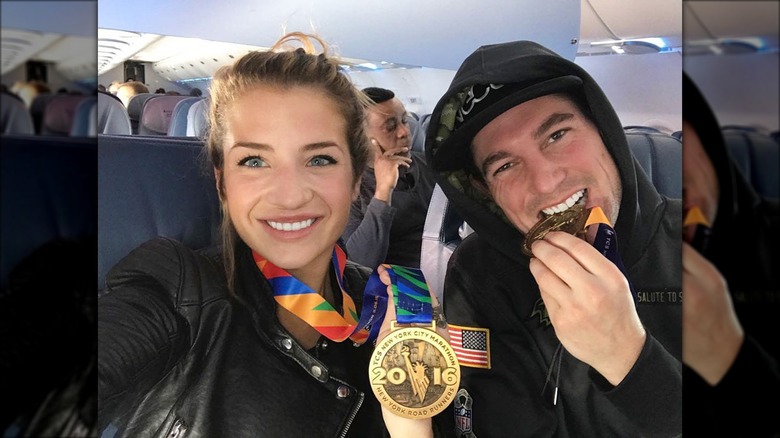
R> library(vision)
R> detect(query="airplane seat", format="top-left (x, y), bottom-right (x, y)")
top-left (139, 95), bottom-right (191, 135)
top-left (186, 97), bottom-right (209, 137)
top-left (408, 116), bottom-right (425, 153)
top-left (126, 93), bottom-right (158, 134)
top-left (1, 136), bottom-right (97, 291)
top-left (69, 96), bottom-right (97, 136)
top-left (771, 130), bottom-right (779, 144)
top-left (98, 135), bottom-right (221, 291)
top-left (29, 94), bottom-right (56, 134)
top-left (40, 94), bottom-right (91, 136)
top-left (97, 91), bottom-right (132, 135)
top-left (167, 96), bottom-right (203, 136)
top-left (420, 184), bottom-right (467, 303)
top-left (420, 129), bottom-right (683, 302)
top-left (625, 130), bottom-right (682, 199)
top-left (721, 126), bottom-right (779, 198)
top-left (1, 91), bottom-right (35, 135)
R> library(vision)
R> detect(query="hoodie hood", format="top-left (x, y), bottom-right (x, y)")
top-left (425, 40), bottom-right (665, 265)
top-left (682, 72), bottom-right (758, 232)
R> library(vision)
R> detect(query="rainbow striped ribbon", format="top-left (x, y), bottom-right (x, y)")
top-left (254, 246), bottom-right (370, 344)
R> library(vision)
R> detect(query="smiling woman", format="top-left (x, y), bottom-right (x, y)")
top-left (96, 32), bottom-right (447, 438)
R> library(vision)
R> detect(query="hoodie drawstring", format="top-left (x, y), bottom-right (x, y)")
top-left (542, 342), bottom-right (564, 405)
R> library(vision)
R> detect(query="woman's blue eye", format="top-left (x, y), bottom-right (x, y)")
top-left (238, 157), bottom-right (265, 167)
top-left (309, 155), bottom-right (336, 167)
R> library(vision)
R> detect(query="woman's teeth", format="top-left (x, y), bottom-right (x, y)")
top-left (541, 189), bottom-right (585, 216)
top-left (267, 218), bottom-right (314, 231)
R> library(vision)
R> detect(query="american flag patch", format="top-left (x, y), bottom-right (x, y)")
top-left (448, 324), bottom-right (490, 369)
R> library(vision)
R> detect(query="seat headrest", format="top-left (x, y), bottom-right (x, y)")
top-left (140, 95), bottom-right (191, 135)
top-left (98, 135), bottom-right (221, 290)
top-left (41, 95), bottom-right (90, 136)
top-left (625, 131), bottom-right (682, 199)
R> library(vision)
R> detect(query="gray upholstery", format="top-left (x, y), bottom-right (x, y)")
top-left (139, 95), bottom-right (191, 135)
top-left (41, 95), bottom-right (91, 136)
top-left (97, 91), bottom-right (131, 135)
top-left (69, 96), bottom-right (97, 137)
top-left (1, 92), bottom-right (34, 135)
top-left (167, 97), bottom-right (203, 136)
top-left (186, 97), bottom-right (209, 137)
top-left (722, 127), bottom-right (779, 199)
top-left (98, 135), bottom-right (221, 290)
top-left (126, 93), bottom-right (159, 134)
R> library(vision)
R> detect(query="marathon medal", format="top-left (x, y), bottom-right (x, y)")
top-left (368, 265), bottom-right (460, 419)
top-left (522, 202), bottom-right (591, 256)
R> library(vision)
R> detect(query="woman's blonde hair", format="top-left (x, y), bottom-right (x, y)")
top-left (205, 32), bottom-right (371, 292)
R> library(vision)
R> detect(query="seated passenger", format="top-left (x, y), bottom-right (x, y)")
top-left (425, 40), bottom-right (682, 436)
top-left (116, 81), bottom-right (149, 108)
top-left (97, 32), bottom-right (442, 437)
top-left (341, 87), bottom-right (436, 268)
top-left (681, 73), bottom-right (780, 437)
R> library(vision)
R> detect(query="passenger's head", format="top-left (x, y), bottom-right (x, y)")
top-left (467, 91), bottom-right (620, 234)
top-left (428, 40), bottom-right (630, 237)
top-left (681, 120), bottom-right (719, 232)
top-left (12, 80), bottom-right (50, 108)
top-left (107, 81), bottom-right (123, 94)
top-left (206, 32), bottom-right (370, 284)
top-left (116, 81), bottom-right (149, 108)
top-left (189, 87), bottom-right (203, 97)
top-left (362, 87), bottom-right (412, 159)
top-left (682, 73), bottom-right (727, 231)
top-left (155, 88), bottom-right (166, 94)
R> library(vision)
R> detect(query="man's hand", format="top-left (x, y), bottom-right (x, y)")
top-left (371, 138), bottom-right (411, 204)
top-left (529, 231), bottom-right (646, 385)
top-left (682, 242), bottom-right (743, 385)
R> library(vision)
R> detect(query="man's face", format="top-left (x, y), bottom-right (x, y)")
top-left (682, 120), bottom-right (719, 226)
top-left (364, 97), bottom-right (412, 157)
top-left (471, 94), bottom-right (622, 234)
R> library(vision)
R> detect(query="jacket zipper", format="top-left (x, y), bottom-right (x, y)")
top-left (337, 382), bottom-right (364, 438)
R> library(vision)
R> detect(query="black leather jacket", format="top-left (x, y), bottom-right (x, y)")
top-left (98, 237), bottom-right (388, 437)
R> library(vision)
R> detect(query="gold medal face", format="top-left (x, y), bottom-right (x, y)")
top-left (369, 324), bottom-right (461, 419)
top-left (522, 204), bottom-right (591, 256)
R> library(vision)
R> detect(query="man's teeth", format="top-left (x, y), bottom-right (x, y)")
top-left (267, 218), bottom-right (314, 231)
top-left (542, 190), bottom-right (585, 216)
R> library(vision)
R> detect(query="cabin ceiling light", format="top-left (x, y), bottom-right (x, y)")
top-left (591, 37), bottom-right (665, 55)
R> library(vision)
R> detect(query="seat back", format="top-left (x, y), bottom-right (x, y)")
top-left (98, 135), bottom-right (221, 290)
top-left (126, 93), bottom-right (158, 134)
top-left (69, 96), bottom-right (97, 136)
top-left (41, 94), bottom-right (90, 136)
top-left (722, 126), bottom-right (779, 198)
top-left (97, 91), bottom-right (132, 135)
top-left (186, 97), bottom-right (209, 137)
top-left (1, 91), bottom-right (34, 135)
top-left (625, 130), bottom-right (682, 199)
top-left (139, 95), bottom-right (191, 135)
top-left (167, 97), bottom-right (203, 136)
top-left (1, 136), bottom-right (97, 291)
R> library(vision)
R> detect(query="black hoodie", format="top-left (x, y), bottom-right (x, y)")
top-left (425, 41), bottom-right (682, 437)
top-left (682, 73), bottom-right (780, 437)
